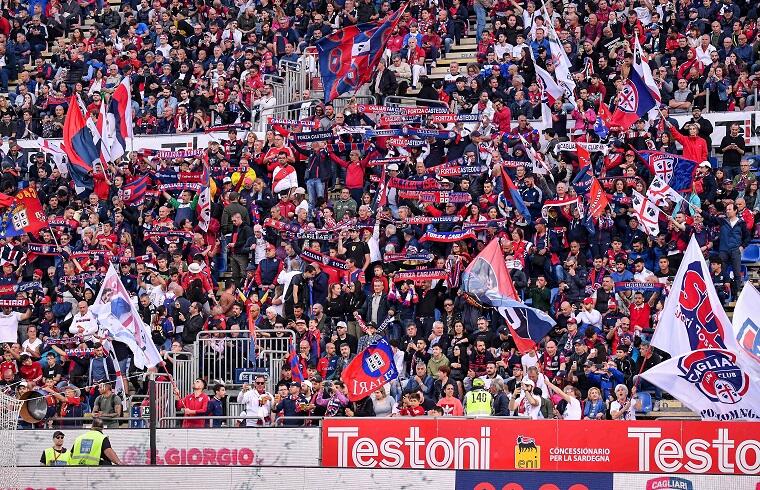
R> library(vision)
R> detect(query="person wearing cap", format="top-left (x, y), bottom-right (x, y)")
top-left (274, 380), bottom-right (310, 426)
top-left (69, 418), bottom-right (122, 465)
top-left (41, 430), bottom-right (70, 465)
top-left (576, 297), bottom-right (603, 331)
top-left (508, 377), bottom-right (541, 419)
top-left (463, 377), bottom-right (492, 416)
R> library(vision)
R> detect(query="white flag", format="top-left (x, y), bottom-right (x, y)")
top-left (198, 183), bottom-right (211, 232)
top-left (91, 264), bottom-right (162, 369)
top-left (542, 6), bottom-right (576, 109)
top-left (647, 175), bottom-right (684, 206)
top-left (651, 236), bottom-right (740, 357)
top-left (640, 349), bottom-right (760, 420)
top-left (630, 190), bottom-right (661, 236)
top-left (633, 36), bottom-right (661, 121)
top-left (732, 282), bottom-right (760, 369)
top-left (36, 138), bottom-right (69, 176)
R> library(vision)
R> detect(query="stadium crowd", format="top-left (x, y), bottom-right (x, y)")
top-left (0, 0), bottom-right (758, 429)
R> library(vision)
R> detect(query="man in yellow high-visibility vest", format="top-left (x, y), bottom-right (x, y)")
top-left (464, 378), bottom-right (493, 416)
top-left (69, 418), bottom-right (122, 466)
top-left (40, 431), bottom-right (70, 466)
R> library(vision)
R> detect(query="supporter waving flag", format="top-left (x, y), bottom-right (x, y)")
top-left (341, 338), bottom-right (398, 401)
top-left (609, 69), bottom-right (657, 129)
top-left (651, 237), bottom-right (740, 357)
top-left (316, 4), bottom-right (407, 102)
top-left (499, 164), bottom-right (531, 221)
top-left (90, 264), bottom-right (162, 370)
top-left (462, 238), bottom-right (555, 353)
top-left (107, 77), bottom-right (134, 160)
top-left (62, 94), bottom-right (98, 191)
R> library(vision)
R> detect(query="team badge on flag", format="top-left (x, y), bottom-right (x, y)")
top-left (341, 338), bottom-right (398, 401)
top-left (641, 349), bottom-right (760, 420)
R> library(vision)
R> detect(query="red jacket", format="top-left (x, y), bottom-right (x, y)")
top-left (176, 392), bottom-right (210, 428)
top-left (669, 126), bottom-right (708, 164)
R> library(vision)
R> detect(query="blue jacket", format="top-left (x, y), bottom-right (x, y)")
top-left (716, 217), bottom-right (750, 252)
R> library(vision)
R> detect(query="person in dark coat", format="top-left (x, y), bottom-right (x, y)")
top-left (369, 60), bottom-right (397, 104)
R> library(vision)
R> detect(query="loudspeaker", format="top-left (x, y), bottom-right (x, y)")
top-left (19, 390), bottom-right (48, 423)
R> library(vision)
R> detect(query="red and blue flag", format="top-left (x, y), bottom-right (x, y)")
top-left (609, 69), bottom-right (657, 129)
top-left (462, 238), bottom-right (556, 353)
top-left (637, 150), bottom-right (697, 192)
top-left (288, 342), bottom-right (304, 383)
top-left (120, 175), bottom-right (149, 205)
top-left (62, 94), bottom-right (98, 190)
top-left (340, 338), bottom-right (398, 401)
top-left (500, 164), bottom-right (532, 221)
top-left (316, 5), bottom-right (406, 102)
top-left (108, 77), bottom-right (134, 160)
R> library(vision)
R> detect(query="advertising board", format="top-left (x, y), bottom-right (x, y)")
top-left (17, 427), bottom-right (320, 466)
top-left (322, 419), bottom-right (760, 474)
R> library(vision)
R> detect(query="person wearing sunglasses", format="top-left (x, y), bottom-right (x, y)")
top-left (41, 431), bottom-right (69, 466)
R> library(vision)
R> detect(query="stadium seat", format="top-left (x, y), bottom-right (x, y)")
top-left (741, 244), bottom-right (760, 263)
top-left (636, 391), bottom-right (653, 414)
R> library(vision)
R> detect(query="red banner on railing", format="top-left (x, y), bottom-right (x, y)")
top-left (321, 419), bottom-right (760, 475)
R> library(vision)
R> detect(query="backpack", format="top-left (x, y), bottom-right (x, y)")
top-left (539, 396), bottom-right (554, 419)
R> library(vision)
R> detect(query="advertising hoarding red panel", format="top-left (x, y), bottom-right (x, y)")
top-left (322, 419), bottom-right (760, 475)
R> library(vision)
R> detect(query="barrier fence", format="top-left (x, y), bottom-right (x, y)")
top-left (13, 467), bottom-right (760, 490)
top-left (18, 419), bottom-right (760, 476)
top-left (192, 329), bottom-right (294, 396)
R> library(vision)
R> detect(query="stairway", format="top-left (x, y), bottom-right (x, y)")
top-left (5, 1), bottom-right (118, 94)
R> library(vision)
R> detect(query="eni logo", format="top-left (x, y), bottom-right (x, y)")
top-left (514, 435), bottom-right (540, 469)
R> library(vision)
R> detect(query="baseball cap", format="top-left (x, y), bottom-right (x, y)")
top-left (567, 317), bottom-right (578, 324)
top-left (522, 379), bottom-right (535, 387)
top-left (497, 326), bottom-right (509, 336)
top-left (336, 321), bottom-right (348, 329)
top-left (583, 297), bottom-right (594, 305)
top-left (608, 299), bottom-right (618, 307)
top-left (472, 378), bottom-right (485, 388)
top-left (387, 163), bottom-right (399, 171)
top-left (293, 187), bottom-right (306, 195)
top-left (699, 160), bottom-right (712, 168)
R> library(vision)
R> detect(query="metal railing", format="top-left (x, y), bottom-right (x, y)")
top-left (167, 351), bottom-right (194, 396)
top-left (385, 95), bottom-right (450, 111)
top-left (193, 329), bottom-right (294, 396)
top-left (159, 415), bottom-right (266, 427)
top-left (253, 95), bottom-right (375, 132)
top-left (155, 380), bottom-right (177, 428)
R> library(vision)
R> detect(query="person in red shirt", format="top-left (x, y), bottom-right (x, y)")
top-left (18, 353), bottom-right (43, 387)
top-left (399, 392), bottom-right (426, 416)
top-left (628, 291), bottom-right (660, 331)
top-left (174, 378), bottom-right (210, 428)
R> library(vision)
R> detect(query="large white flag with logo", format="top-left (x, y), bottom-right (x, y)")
top-left (732, 282), bottom-right (760, 369)
top-left (640, 349), bottom-right (760, 420)
top-left (651, 237), bottom-right (739, 356)
top-left (91, 264), bottom-right (162, 369)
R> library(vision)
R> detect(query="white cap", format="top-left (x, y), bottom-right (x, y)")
top-left (699, 161), bottom-right (711, 168)
top-left (387, 163), bottom-right (399, 171)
